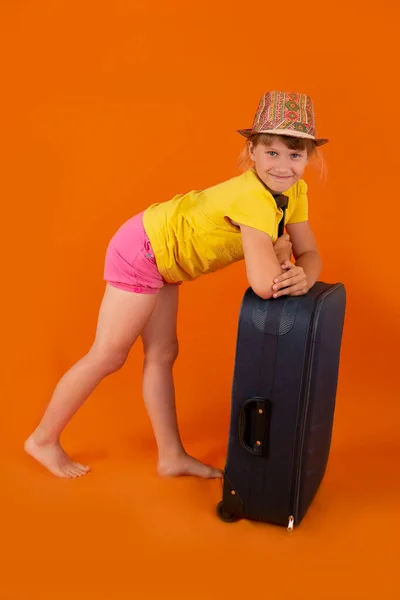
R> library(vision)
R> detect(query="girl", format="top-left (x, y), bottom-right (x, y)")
top-left (25, 90), bottom-right (327, 479)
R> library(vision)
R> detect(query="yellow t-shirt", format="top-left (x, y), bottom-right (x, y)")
top-left (143, 168), bottom-right (308, 284)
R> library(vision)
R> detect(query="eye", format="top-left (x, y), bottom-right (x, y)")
top-left (267, 151), bottom-right (277, 157)
top-left (291, 153), bottom-right (302, 159)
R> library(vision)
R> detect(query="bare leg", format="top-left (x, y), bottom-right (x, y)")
top-left (25, 284), bottom-right (158, 478)
top-left (141, 284), bottom-right (222, 479)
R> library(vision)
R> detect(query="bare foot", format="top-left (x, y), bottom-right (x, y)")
top-left (24, 433), bottom-right (90, 479)
top-left (158, 453), bottom-right (223, 479)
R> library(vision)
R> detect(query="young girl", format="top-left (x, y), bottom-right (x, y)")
top-left (25, 90), bottom-right (327, 479)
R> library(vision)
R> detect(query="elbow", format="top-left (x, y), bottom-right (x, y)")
top-left (251, 284), bottom-right (274, 300)
top-left (245, 258), bottom-right (282, 300)
top-left (248, 273), bottom-right (277, 300)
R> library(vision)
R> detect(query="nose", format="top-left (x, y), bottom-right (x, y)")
top-left (274, 156), bottom-right (292, 173)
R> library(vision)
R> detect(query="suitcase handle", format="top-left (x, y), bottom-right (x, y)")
top-left (238, 398), bottom-right (270, 456)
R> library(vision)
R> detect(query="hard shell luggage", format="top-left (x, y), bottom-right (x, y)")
top-left (217, 282), bottom-right (346, 530)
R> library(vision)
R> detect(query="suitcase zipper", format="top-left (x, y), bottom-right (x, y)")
top-left (288, 284), bottom-right (342, 526)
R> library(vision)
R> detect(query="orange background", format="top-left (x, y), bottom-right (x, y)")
top-left (1, 1), bottom-right (399, 598)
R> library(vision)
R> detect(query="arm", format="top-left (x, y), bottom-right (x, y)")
top-left (273, 234), bottom-right (293, 264)
top-left (287, 221), bottom-right (321, 288)
top-left (240, 224), bottom-right (283, 300)
top-left (272, 222), bottom-right (322, 298)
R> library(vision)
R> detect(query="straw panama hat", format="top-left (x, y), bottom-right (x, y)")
top-left (238, 90), bottom-right (328, 147)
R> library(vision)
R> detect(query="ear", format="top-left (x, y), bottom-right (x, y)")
top-left (248, 141), bottom-right (256, 161)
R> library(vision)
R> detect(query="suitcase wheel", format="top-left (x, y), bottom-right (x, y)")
top-left (216, 501), bottom-right (240, 523)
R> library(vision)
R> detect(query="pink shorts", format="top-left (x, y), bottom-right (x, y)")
top-left (104, 211), bottom-right (164, 295)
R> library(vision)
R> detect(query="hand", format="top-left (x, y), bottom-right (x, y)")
top-left (272, 260), bottom-right (309, 298)
top-left (273, 234), bottom-right (292, 264)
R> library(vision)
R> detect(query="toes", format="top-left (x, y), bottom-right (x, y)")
top-left (211, 468), bottom-right (224, 479)
top-left (203, 466), bottom-right (223, 479)
top-left (70, 466), bottom-right (85, 478)
top-left (190, 462), bottom-right (223, 479)
top-left (64, 463), bottom-right (84, 478)
top-left (72, 462), bottom-right (90, 475)
top-left (79, 463), bottom-right (90, 474)
top-left (55, 469), bottom-right (72, 479)
top-left (158, 455), bottom-right (223, 480)
top-left (60, 462), bottom-right (90, 478)
top-left (64, 466), bottom-right (77, 478)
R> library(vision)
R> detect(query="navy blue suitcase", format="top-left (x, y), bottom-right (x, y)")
top-left (218, 282), bottom-right (346, 530)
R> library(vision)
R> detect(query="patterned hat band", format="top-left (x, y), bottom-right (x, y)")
top-left (237, 91), bottom-right (328, 147)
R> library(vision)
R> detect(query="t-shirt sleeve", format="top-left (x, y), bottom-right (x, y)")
top-left (287, 180), bottom-right (308, 224)
top-left (227, 191), bottom-right (277, 238)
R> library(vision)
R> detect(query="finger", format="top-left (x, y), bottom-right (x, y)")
top-left (273, 274), bottom-right (304, 291)
top-left (289, 289), bottom-right (308, 296)
top-left (273, 282), bottom-right (307, 298)
top-left (286, 283), bottom-right (308, 296)
top-left (281, 260), bottom-right (293, 271)
top-left (274, 269), bottom-right (299, 284)
top-left (274, 273), bottom-right (293, 285)
top-left (281, 260), bottom-right (295, 270)
top-left (273, 278), bottom-right (298, 293)
top-left (275, 264), bottom-right (296, 278)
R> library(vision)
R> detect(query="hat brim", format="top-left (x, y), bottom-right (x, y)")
top-left (237, 128), bottom-right (329, 147)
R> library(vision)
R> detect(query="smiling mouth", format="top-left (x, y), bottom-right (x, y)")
top-left (270, 175), bottom-right (292, 179)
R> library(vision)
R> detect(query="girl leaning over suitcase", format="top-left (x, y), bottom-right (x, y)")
top-left (25, 90), bottom-right (326, 479)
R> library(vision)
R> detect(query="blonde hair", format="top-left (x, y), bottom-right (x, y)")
top-left (238, 133), bottom-right (327, 182)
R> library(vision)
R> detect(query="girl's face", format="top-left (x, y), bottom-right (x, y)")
top-left (249, 137), bottom-right (309, 193)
